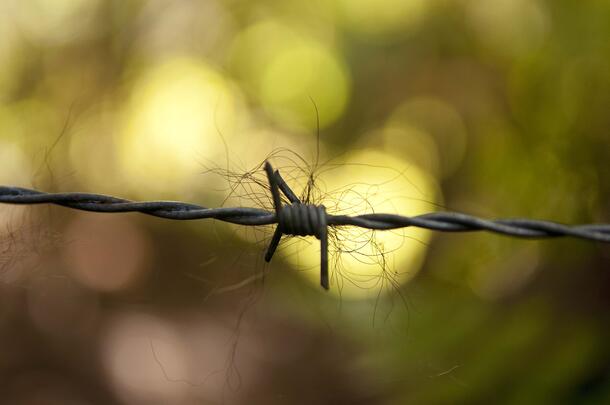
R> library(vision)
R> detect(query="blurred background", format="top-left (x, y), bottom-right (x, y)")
top-left (1, 0), bottom-right (609, 403)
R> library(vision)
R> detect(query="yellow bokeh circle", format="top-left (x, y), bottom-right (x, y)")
top-left (276, 148), bottom-right (439, 299)
top-left (119, 57), bottom-right (245, 196)
top-left (230, 20), bottom-right (350, 129)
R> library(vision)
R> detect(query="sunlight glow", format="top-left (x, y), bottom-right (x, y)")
top-left (278, 149), bottom-right (439, 299)
top-left (119, 57), bottom-right (245, 196)
top-left (230, 20), bottom-right (350, 130)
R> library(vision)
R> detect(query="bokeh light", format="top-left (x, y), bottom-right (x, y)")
top-left (62, 214), bottom-right (151, 292)
top-left (0, 139), bottom-right (31, 186)
top-left (386, 97), bottom-right (468, 179)
top-left (134, 0), bottom-right (233, 59)
top-left (230, 20), bottom-right (350, 129)
top-left (101, 313), bottom-right (190, 403)
top-left (0, 1), bottom-right (608, 403)
top-left (0, 13), bottom-right (22, 100)
top-left (335, 0), bottom-right (429, 41)
top-left (465, 0), bottom-right (551, 58)
top-left (119, 57), bottom-right (246, 196)
top-left (8, 0), bottom-right (101, 45)
top-left (278, 148), bottom-right (439, 299)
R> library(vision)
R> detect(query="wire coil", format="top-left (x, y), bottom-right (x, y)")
top-left (278, 203), bottom-right (327, 239)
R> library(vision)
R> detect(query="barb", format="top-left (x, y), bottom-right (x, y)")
top-left (1, 161), bottom-right (608, 289)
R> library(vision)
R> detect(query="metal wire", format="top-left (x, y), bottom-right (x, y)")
top-left (1, 161), bottom-right (608, 289)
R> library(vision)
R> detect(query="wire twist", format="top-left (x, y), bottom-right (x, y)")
top-left (1, 161), bottom-right (609, 290)
top-left (263, 162), bottom-right (329, 288)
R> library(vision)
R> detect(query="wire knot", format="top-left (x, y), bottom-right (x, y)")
top-left (263, 161), bottom-right (329, 290)
top-left (278, 203), bottom-right (326, 239)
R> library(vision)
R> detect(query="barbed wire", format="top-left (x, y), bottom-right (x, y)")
top-left (1, 161), bottom-right (608, 289)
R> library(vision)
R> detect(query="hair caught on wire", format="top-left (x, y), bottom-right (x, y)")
top-left (0, 160), bottom-right (609, 290)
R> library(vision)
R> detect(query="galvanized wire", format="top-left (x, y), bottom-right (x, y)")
top-left (1, 161), bottom-right (608, 289)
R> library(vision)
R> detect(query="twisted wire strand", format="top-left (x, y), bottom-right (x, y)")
top-left (0, 186), bottom-right (274, 225)
top-left (1, 161), bottom-right (609, 289)
top-left (1, 185), bottom-right (607, 241)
